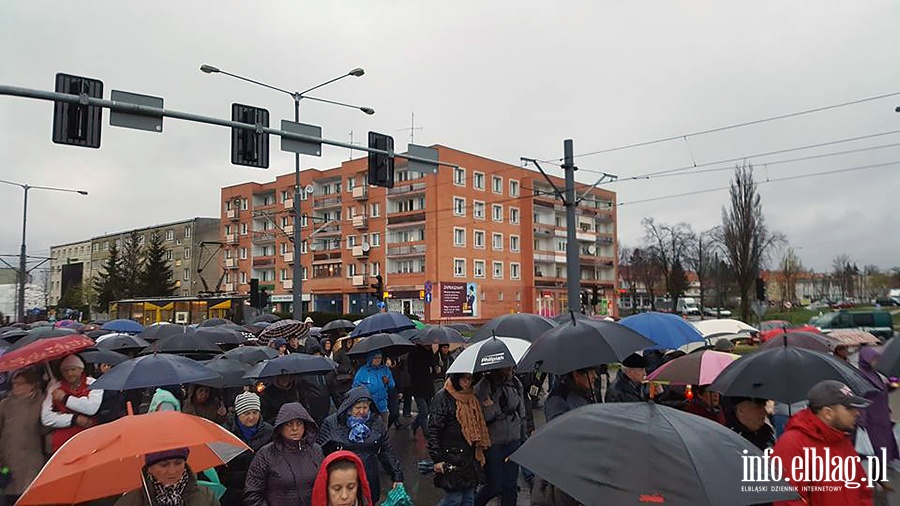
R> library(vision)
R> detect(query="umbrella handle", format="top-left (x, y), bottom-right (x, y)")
top-left (127, 401), bottom-right (134, 416)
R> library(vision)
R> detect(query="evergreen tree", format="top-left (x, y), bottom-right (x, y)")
top-left (140, 231), bottom-right (177, 297)
top-left (120, 231), bottom-right (144, 298)
top-left (93, 242), bottom-right (124, 312)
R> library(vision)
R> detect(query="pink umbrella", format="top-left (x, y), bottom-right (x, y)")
top-left (54, 319), bottom-right (85, 332)
top-left (647, 350), bottom-right (739, 386)
top-left (826, 329), bottom-right (880, 346)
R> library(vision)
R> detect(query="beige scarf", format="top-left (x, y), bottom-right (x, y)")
top-left (444, 377), bottom-right (492, 465)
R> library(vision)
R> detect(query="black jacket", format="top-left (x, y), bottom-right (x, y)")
top-left (544, 381), bottom-right (595, 423)
top-left (425, 388), bottom-right (484, 491)
top-left (407, 345), bottom-right (437, 399)
top-left (728, 419), bottom-right (776, 451)
top-left (315, 386), bottom-right (403, 499)
top-left (297, 372), bottom-right (341, 427)
top-left (261, 382), bottom-right (300, 425)
top-left (219, 417), bottom-right (275, 506)
top-left (604, 370), bottom-right (649, 403)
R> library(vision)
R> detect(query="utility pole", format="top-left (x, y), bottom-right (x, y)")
top-left (563, 140), bottom-right (581, 313)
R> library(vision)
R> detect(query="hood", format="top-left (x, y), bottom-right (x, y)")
top-left (273, 402), bottom-right (318, 443)
top-left (311, 450), bottom-right (373, 506)
top-left (338, 386), bottom-right (378, 417)
top-left (148, 388), bottom-right (182, 413)
top-left (782, 408), bottom-right (851, 445)
top-left (858, 346), bottom-right (881, 372)
top-left (365, 351), bottom-right (384, 367)
top-left (307, 342), bottom-right (324, 356)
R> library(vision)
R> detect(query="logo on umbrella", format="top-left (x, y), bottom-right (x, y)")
top-left (480, 353), bottom-right (506, 367)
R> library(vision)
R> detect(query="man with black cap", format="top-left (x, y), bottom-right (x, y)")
top-left (604, 353), bottom-right (651, 403)
top-left (725, 397), bottom-right (775, 450)
top-left (771, 380), bottom-right (874, 505)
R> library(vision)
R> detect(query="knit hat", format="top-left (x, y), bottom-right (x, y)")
top-left (145, 448), bottom-right (189, 467)
top-left (234, 392), bottom-right (261, 415)
top-left (60, 354), bottom-right (85, 370)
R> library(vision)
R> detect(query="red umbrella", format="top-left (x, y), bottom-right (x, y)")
top-left (0, 334), bottom-right (94, 373)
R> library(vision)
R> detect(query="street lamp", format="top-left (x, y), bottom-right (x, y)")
top-left (201, 64), bottom-right (372, 320)
top-left (0, 179), bottom-right (89, 322)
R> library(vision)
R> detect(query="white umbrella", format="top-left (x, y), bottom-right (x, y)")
top-left (94, 332), bottom-right (134, 344)
top-left (447, 337), bottom-right (531, 374)
top-left (692, 319), bottom-right (757, 337)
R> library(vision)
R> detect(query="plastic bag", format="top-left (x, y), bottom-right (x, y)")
top-left (381, 482), bottom-right (414, 506)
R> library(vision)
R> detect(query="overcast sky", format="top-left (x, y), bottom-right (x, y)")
top-left (2, 1), bottom-right (899, 274)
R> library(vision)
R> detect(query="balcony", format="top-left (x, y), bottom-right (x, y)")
top-left (282, 279), bottom-right (293, 290)
top-left (351, 274), bottom-right (368, 287)
top-left (224, 258), bottom-right (237, 269)
top-left (314, 195), bottom-right (343, 209)
top-left (387, 181), bottom-right (427, 196)
top-left (313, 223), bottom-right (341, 236)
top-left (533, 224), bottom-right (555, 236)
top-left (252, 257), bottom-right (275, 268)
top-left (387, 212), bottom-right (426, 226)
top-left (352, 186), bottom-right (368, 200)
top-left (283, 252), bottom-right (294, 263)
top-left (225, 234), bottom-right (238, 244)
top-left (352, 215), bottom-right (368, 229)
top-left (352, 245), bottom-right (369, 258)
top-left (283, 198), bottom-right (293, 210)
top-left (223, 283), bottom-right (234, 291)
top-left (387, 244), bottom-right (426, 257)
top-left (252, 231), bottom-right (276, 243)
top-left (226, 209), bottom-right (239, 220)
top-left (313, 251), bottom-right (342, 262)
top-left (283, 225), bottom-right (294, 235)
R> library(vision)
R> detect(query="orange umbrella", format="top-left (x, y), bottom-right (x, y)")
top-left (17, 410), bottom-right (249, 505)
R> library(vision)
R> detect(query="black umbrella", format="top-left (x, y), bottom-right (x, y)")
top-left (142, 330), bottom-right (223, 356)
top-left (222, 346), bottom-right (280, 365)
top-left (410, 326), bottom-right (467, 345)
top-left (8, 327), bottom-right (77, 351)
top-left (85, 329), bottom-right (113, 340)
top-left (510, 402), bottom-right (797, 506)
top-left (876, 335), bottom-right (900, 377)
top-left (243, 353), bottom-right (337, 379)
top-left (321, 319), bottom-right (356, 333)
top-left (551, 312), bottom-right (593, 324)
top-left (197, 357), bottom-right (252, 388)
top-left (518, 318), bottom-right (656, 375)
top-left (709, 345), bottom-right (878, 403)
top-left (350, 312), bottom-right (416, 338)
top-left (252, 313), bottom-right (281, 324)
top-left (346, 333), bottom-right (415, 358)
top-left (198, 318), bottom-right (234, 327)
top-left (0, 329), bottom-right (29, 344)
top-left (95, 333), bottom-right (150, 352)
top-left (194, 327), bottom-right (248, 346)
top-left (89, 353), bottom-right (221, 391)
top-left (137, 324), bottom-right (189, 341)
top-left (80, 349), bottom-right (130, 365)
top-left (445, 323), bottom-right (475, 333)
top-left (471, 313), bottom-right (556, 343)
top-left (759, 332), bottom-right (836, 353)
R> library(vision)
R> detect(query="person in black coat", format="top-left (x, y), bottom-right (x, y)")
top-left (261, 374), bottom-right (300, 424)
top-left (316, 386), bottom-right (404, 501)
top-left (219, 392), bottom-right (275, 506)
top-left (407, 343), bottom-right (438, 436)
top-left (331, 337), bottom-right (357, 398)
top-left (297, 344), bottom-right (342, 426)
top-left (604, 353), bottom-right (652, 403)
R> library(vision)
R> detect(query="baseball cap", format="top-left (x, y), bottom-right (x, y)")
top-left (807, 380), bottom-right (871, 409)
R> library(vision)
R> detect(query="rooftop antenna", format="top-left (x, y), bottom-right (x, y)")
top-left (397, 112), bottom-right (423, 144)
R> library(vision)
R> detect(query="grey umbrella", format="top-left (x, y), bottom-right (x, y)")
top-left (321, 319), bottom-right (356, 333)
top-left (8, 327), bottom-right (76, 351)
top-left (471, 313), bottom-right (556, 343)
top-left (510, 402), bottom-right (798, 506)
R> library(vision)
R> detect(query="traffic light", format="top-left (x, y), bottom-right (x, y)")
top-left (367, 132), bottom-right (395, 188)
top-left (52, 73), bottom-right (103, 148)
top-left (259, 288), bottom-right (270, 309)
top-left (755, 277), bottom-right (766, 301)
top-left (231, 104), bottom-right (270, 168)
top-left (581, 291), bottom-right (590, 307)
top-left (249, 278), bottom-right (260, 308)
top-left (591, 286), bottom-right (600, 306)
top-left (371, 274), bottom-right (384, 301)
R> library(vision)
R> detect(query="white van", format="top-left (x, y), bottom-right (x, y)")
top-left (676, 298), bottom-right (701, 316)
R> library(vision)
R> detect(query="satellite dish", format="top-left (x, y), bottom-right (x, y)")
top-left (588, 245), bottom-right (597, 255)
top-left (362, 242), bottom-right (371, 252)
top-left (304, 184), bottom-right (315, 195)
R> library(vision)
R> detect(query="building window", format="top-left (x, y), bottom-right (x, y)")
top-left (556, 239), bottom-right (566, 251)
top-left (302, 267), bottom-right (309, 279)
top-left (511, 262), bottom-right (521, 280)
top-left (280, 269), bottom-right (288, 280)
top-left (93, 243), bottom-right (99, 252)
top-left (371, 262), bottom-right (381, 276)
top-left (453, 167), bottom-right (466, 186)
top-left (184, 248), bottom-right (191, 259)
top-left (240, 248), bottom-right (248, 259)
top-left (493, 261), bottom-right (504, 279)
top-left (492, 232), bottom-right (503, 251)
top-left (453, 197), bottom-right (466, 216)
top-left (164, 230), bottom-right (174, 241)
top-left (454, 228), bottom-right (466, 247)
top-left (510, 235), bottom-right (521, 252)
top-left (347, 235), bottom-right (358, 248)
top-left (165, 251), bottom-right (173, 261)
top-left (473, 172), bottom-right (485, 190)
top-left (492, 204), bottom-right (503, 222)
top-left (474, 230), bottom-right (485, 249)
top-left (498, 291), bottom-right (504, 301)
top-left (510, 207), bottom-right (520, 224)
top-left (347, 177), bottom-right (356, 190)
top-left (492, 175), bottom-right (503, 194)
top-left (371, 202), bottom-right (381, 217)
top-left (454, 258), bottom-right (466, 277)
top-left (241, 223), bottom-right (249, 235)
top-left (241, 199), bottom-right (249, 210)
top-left (301, 241), bottom-right (308, 254)
top-left (240, 271), bottom-right (247, 284)
top-left (184, 226), bottom-right (192, 238)
top-left (510, 179), bottom-right (520, 197)
top-left (473, 201), bottom-right (485, 220)
top-left (474, 260), bottom-right (486, 278)
top-left (182, 269), bottom-right (190, 281)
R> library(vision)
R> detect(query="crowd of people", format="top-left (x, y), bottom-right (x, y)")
top-left (0, 317), bottom-right (896, 506)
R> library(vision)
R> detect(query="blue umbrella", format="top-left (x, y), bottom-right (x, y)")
top-left (619, 312), bottom-right (705, 350)
top-left (350, 312), bottom-right (416, 338)
top-left (89, 353), bottom-right (220, 391)
top-left (100, 319), bottom-right (144, 334)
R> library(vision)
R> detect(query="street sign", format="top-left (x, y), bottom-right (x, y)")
top-left (109, 90), bottom-right (164, 132)
top-left (419, 290), bottom-right (425, 300)
top-left (425, 292), bottom-right (432, 304)
top-left (752, 301), bottom-right (768, 318)
top-left (407, 144), bottom-right (438, 174)
top-left (424, 280), bottom-right (433, 292)
top-left (281, 120), bottom-right (322, 156)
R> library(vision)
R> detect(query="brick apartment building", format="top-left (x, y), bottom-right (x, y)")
top-left (221, 145), bottom-right (617, 323)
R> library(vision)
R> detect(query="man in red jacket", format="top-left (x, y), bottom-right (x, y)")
top-left (771, 380), bottom-right (874, 506)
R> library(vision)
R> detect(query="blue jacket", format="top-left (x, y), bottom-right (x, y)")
top-left (352, 353), bottom-right (394, 412)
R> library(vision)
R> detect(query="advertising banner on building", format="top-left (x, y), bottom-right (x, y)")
top-left (441, 281), bottom-right (478, 317)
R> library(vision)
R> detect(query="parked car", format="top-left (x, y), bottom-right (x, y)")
top-left (702, 307), bottom-right (732, 317)
top-left (814, 310), bottom-right (894, 340)
top-left (875, 297), bottom-right (900, 307)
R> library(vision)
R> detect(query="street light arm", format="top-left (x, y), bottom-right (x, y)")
top-left (214, 69), bottom-right (296, 99)
top-left (301, 95), bottom-right (375, 115)
top-left (298, 72), bottom-right (355, 97)
top-left (0, 179), bottom-right (26, 190)
top-left (27, 185), bottom-right (89, 195)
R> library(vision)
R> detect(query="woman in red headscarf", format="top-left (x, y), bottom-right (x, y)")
top-left (312, 450), bottom-right (373, 506)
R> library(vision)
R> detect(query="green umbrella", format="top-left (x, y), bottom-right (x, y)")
top-left (413, 320), bottom-right (427, 330)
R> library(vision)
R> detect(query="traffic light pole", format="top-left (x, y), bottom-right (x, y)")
top-left (292, 98), bottom-right (304, 321)
top-left (563, 140), bottom-right (581, 313)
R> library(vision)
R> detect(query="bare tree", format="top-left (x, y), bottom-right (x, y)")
top-left (632, 247), bottom-right (663, 312)
top-left (686, 227), bottom-right (718, 309)
top-left (642, 218), bottom-right (694, 311)
top-left (779, 247), bottom-right (803, 306)
top-left (618, 245), bottom-right (640, 315)
top-left (719, 164), bottom-right (782, 322)
top-left (832, 254), bottom-right (852, 300)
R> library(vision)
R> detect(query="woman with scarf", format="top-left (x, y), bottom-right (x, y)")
top-left (0, 368), bottom-right (47, 505)
top-left (352, 351), bottom-right (394, 427)
top-left (183, 385), bottom-right (228, 425)
top-left (41, 354), bottom-right (103, 453)
top-left (857, 346), bottom-right (899, 467)
top-left (426, 373), bottom-right (491, 506)
top-left (316, 386), bottom-right (403, 502)
top-left (244, 402), bottom-right (323, 506)
top-left (218, 392), bottom-right (274, 506)
top-left (311, 450), bottom-right (373, 506)
top-left (115, 448), bottom-right (217, 506)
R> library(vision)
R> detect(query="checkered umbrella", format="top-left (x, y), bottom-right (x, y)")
top-left (258, 319), bottom-right (310, 344)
